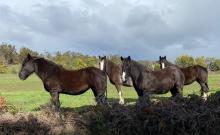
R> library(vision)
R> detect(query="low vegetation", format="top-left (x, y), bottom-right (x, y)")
top-left (1, 92), bottom-right (220, 135)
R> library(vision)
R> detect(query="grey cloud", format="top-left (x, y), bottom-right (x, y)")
top-left (0, 0), bottom-right (220, 60)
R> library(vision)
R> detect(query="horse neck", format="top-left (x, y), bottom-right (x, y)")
top-left (129, 60), bottom-right (146, 81)
top-left (105, 60), bottom-right (118, 75)
top-left (34, 59), bottom-right (61, 81)
top-left (165, 60), bottom-right (174, 67)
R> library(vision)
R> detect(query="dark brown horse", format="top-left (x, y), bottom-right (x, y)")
top-left (98, 56), bottom-right (133, 104)
top-left (159, 56), bottom-right (209, 99)
top-left (121, 56), bottom-right (185, 107)
top-left (19, 54), bottom-right (107, 111)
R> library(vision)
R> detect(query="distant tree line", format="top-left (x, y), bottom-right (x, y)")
top-left (0, 43), bottom-right (98, 73)
top-left (175, 54), bottom-right (220, 71)
top-left (0, 43), bottom-right (220, 74)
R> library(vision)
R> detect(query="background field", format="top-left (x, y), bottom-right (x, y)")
top-left (0, 72), bottom-right (220, 112)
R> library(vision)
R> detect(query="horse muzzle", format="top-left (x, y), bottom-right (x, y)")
top-left (18, 72), bottom-right (27, 80)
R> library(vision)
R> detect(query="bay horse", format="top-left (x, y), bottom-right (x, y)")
top-left (98, 56), bottom-right (133, 104)
top-left (19, 54), bottom-right (107, 112)
top-left (121, 56), bottom-right (185, 107)
top-left (159, 56), bottom-right (209, 99)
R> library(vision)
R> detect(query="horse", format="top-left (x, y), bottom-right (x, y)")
top-left (159, 56), bottom-right (209, 99)
top-left (98, 56), bottom-right (133, 104)
top-left (121, 56), bottom-right (185, 107)
top-left (18, 54), bottom-right (107, 112)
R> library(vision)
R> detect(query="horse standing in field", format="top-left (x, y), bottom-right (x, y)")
top-left (121, 56), bottom-right (185, 106)
top-left (159, 56), bottom-right (209, 99)
top-left (98, 56), bottom-right (133, 104)
top-left (19, 54), bottom-right (107, 112)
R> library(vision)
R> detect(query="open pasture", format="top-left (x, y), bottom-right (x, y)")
top-left (0, 72), bottom-right (220, 112)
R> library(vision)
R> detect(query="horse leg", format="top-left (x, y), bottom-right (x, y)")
top-left (174, 83), bottom-right (183, 98)
top-left (170, 87), bottom-right (178, 98)
top-left (95, 90), bottom-right (108, 105)
top-left (199, 82), bottom-right (210, 100)
top-left (134, 87), bottom-right (150, 112)
top-left (115, 84), bottom-right (124, 105)
top-left (135, 87), bottom-right (144, 104)
top-left (50, 91), bottom-right (60, 112)
top-left (92, 83), bottom-right (107, 105)
top-left (137, 91), bottom-right (151, 112)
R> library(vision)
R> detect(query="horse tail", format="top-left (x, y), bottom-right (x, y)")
top-left (197, 65), bottom-right (209, 91)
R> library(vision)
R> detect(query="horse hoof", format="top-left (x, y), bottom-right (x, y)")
top-left (119, 100), bottom-right (125, 105)
top-left (202, 92), bottom-right (210, 101)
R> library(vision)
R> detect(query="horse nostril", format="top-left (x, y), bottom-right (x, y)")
top-left (18, 72), bottom-right (25, 80)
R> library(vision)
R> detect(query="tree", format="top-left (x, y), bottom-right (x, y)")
top-left (18, 47), bottom-right (39, 62)
top-left (0, 43), bottom-right (18, 64)
top-left (206, 58), bottom-right (220, 71)
top-left (86, 56), bottom-right (97, 67)
top-left (195, 56), bottom-right (207, 68)
top-left (108, 55), bottom-right (121, 64)
top-left (175, 54), bottom-right (195, 68)
top-left (206, 57), bottom-right (216, 71)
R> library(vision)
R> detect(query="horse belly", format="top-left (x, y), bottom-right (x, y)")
top-left (61, 84), bottom-right (90, 95)
top-left (154, 79), bottom-right (173, 94)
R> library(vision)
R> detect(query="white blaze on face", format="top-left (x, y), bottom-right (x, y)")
top-left (162, 63), bottom-right (165, 69)
top-left (122, 72), bottom-right (126, 82)
top-left (100, 60), bottom-right (104, 70)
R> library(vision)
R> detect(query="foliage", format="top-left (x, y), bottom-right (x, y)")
top-left (211, 59), bottom-right (220, 71)
top-left (195, 56), bottom-right (207, 67)
top-left (0, 96), bottom-right (6, 109)
top-left (108, 55), bottom-right (121, 64)
top-left (18, 47), bottom-right (39, 62)
top-left (205, 57), bottom-right (220, 71)
top-left (175, 54), bottom-right (195, 68)
top-left (0, 64), bottom-right (8, 74)
top-left (1, 42), bottom-right (220, 73)
top-left (153, 63), bottom-right (161, 71)
top-left (0, 43), bottom-right (18, 64)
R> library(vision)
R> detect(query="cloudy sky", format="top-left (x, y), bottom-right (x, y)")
top-left (0, 0), bottom-right (220, 61)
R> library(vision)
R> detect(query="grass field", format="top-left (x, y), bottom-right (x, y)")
top-left (0, 72), bottom-right (220, 112)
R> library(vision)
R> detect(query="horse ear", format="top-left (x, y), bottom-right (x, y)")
top-left (104, 56), bottom-right (106, 59)
top-left (159, 56), bottom-right (162, 59)
top-left (120, 56), bottom-right (124, 61)
top-left (128, 56), bottom-right (131, 60)
top-left (164, 56), bottom-right (166, 59)
top-left (27, 53), bottom-right (32, 60)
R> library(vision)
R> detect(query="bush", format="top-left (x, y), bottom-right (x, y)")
top-left (175, 54), bottom-right (195, 68)
top-left (0, 64), bottom-right (8, 74)
top-left (195, 56), bottom-right (207, 68)
top-left (0, 96), bottom-right (6, 110)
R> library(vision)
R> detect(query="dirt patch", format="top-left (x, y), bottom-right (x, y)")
top-left (1, 92), bottom-right (220, 135)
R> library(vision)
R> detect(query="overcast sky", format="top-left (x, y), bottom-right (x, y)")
top-left (0, 0), bottom-right (220, 61)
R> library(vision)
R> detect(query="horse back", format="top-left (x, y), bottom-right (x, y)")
top-left (180, 65), bottom-right (208, 85)
top-left (142, 66), bottom-right (184, 92)
top-left (57, 67), bottom-right (106, 94)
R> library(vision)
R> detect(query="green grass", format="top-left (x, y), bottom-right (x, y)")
top-left (0, 73), bottom-right (220, 112)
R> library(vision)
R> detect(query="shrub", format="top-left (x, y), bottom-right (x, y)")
top-left (0, 64), bottom-right (8, 74)
top-left (175, 54), bottom-right (195, 68)
top-left (0, 96), bottom-right (6, 109)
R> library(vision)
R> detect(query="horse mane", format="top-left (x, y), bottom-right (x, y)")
top-left (105, 59), bottom-right (121, 75)
top-left (105, 59), bottom-right (119, 67)
top-left (130, 59), bottom-right (147, 72)
top-left (34, 57), bottom-right (64, 71)
top-left (165, 59), bottom-right (175, 67)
